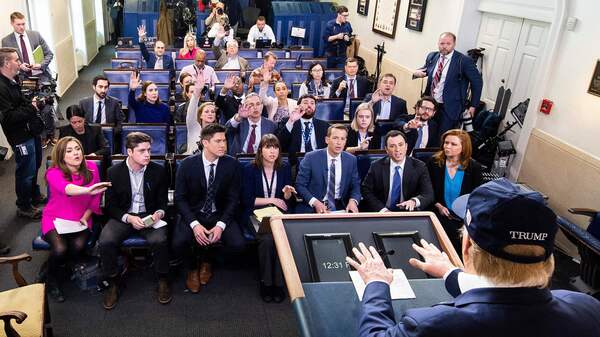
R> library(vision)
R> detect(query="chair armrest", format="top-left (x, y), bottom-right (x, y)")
top-left (0, 311), bottom-right (27, 337)
top-left (0, 253), bottom-right (32, 287)
top-left (568, 208), bottom-right (598, 218)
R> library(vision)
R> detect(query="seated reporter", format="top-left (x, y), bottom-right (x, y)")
top-left (347, 179), bottom-right (600, 337)
top-left (178, 32), bottom-right (201, 60)
top-left (295, 124), bottom-right (361, 214)
top-left (427, 129), bottom-right (482, 253)
top-left (58, 105), bottom-right (108, 156)
top-left (345, 103), bottom-right (381, 153)
top-left (42, 137), bottom-right (108, 301)
top-left (184, 76), bottom-right (218, 155)
top-left (175, 82), bottom-right (196, 123)
top-left (401, 96), bottom-right (440, 154)
top-left (240, 134), bottom-right (295, 302)
top-left (361, 130), bottom-right (434, 212)
top-left (298, 62), bottom-right (332, 99)
top-left (258, 70), bottom-right (297, 123)
top-left (99, 132), bottom-right (171, 310)
top-left (225, 92), bottom-right (276, 155)
top-left (127, 72), bottom-right (170, 123)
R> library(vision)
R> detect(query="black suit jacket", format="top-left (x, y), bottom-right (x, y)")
top-left (345, 128), bottom-right (381, 150)
top-left (363, 94), bottom-right (408, 122)
top-left (426, 158), bottom-right (483, 208)
top-left (399, 119), bottom-right (440, 154)
top-left (79, 95), bottom-right (125, 126)
top-left (215, 93), bottom-right (243, 123)
top-left (276, 117), bottom-right (329, 156)
top-left (175, 154), bottom-right (241, 227)
top-left (58, 124), bottom-right (108, 156)
top-left (361, 156), bottom-right (434, 212)
top-left (330, 75), bottom-right (369, 99)
top-left (105, 160), bottom-right (168, 221)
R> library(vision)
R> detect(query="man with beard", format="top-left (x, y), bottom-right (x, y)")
top-left (79, 75), bottom-right (124, 126)
top-left (400, 96), bottom-right (440, 154)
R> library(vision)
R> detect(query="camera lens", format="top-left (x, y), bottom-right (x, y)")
top-left (217, 8), bottom-right (223, 15)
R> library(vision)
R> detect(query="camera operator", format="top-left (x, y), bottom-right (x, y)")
top-left (0, 47), bottom-right (46, 219)
top-left (207, 15), bottom-right (235, 46)
top-left (323, 6), bottom-right (353, 69)
top-left (205, 1), bottom-right (226, 30)
top-left (413, 32), bottom-right (483, 135)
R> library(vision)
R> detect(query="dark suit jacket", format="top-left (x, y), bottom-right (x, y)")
top-left (225, 117), bottom-right (277, 156)
top-left (345, 128), bottom-right (381, 150)
top-left (79, 95), bottom-right (125, 126)
top-left (175, 154), bottom-right (241, 227)
top-left (276, 117), bottom-right (329, 156)
top-left (240, 163), bottom-right (293, 218)
top-left (105, 160), bottom-right (168, 221)
top-left (58, 124), bottom-right (108, 156)
top-left (140, 42), bottom-right (175, 78)
top-left (398, 119), bottom-right (440, 154)
top-left (295, 149), bottom-right (361, 209)
top-left (363, 94), bottom-right (408, 122)
top-left (361, 156), bottom-right (434, 212)
top-left (426, 158), bottom-right (483, 208)
top-left (421, 51), bottom-right (483, 122)
top-left (330, 75), bottom-right (369, 99)
top-left (215, 93), bottom-right (243, 123)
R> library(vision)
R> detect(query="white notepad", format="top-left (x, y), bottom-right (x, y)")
top-left (152, 220), bottom-right (168, 229)
top-left (350, 269), bottom-right (416, 301)
top-left (53, 218), bottom-right (87, 234)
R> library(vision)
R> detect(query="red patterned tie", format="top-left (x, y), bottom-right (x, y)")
top-left (431, 55), bottom-right (446, 94)
top-left (348, 79), bottom-right (355, 98)
top-left (246, 124), bottom-right (257, 153)
top-left (20, 35), bottom-right (30, 65)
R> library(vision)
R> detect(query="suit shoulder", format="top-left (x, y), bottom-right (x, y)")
top-left (107, 160), bottom-right (126, 175)
top-left (342, 151), bottom-right (357, 160)
top-left (79, 96), bottom-right (93, 104)
top-left (147, 160), bottom-right (166, 172)
top-left (409, 156), bottom-right (427, 168)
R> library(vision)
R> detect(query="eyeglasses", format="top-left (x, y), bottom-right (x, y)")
top-left (419, 106), bottom-right (435, 112)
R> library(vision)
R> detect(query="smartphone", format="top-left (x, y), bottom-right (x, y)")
top-left (142, 215), bottom-right (154, 227)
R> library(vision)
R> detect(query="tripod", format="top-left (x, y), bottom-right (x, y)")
top-left (373, 43), bottom-right (386, 84)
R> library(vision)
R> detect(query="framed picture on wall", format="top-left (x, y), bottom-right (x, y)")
top-left (405, 0), bottom-right (428, 32)
top-left (357, 0), bottom-right (370, 16)
top-left (372, 0), bottom-right (401, 38)
top-left (588, 59), bottom-right (600, 97)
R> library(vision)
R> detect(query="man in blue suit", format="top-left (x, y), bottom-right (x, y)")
top-left (295, 124), bottom-right (361, 214)
top-left (413, 32), bottom-right (482, 134)
top-left (137, 25), bottom-right (175, 79)
top-left (347, 179), bottom-right (600, 337)
top-left (225, 93), bottom-right (276, 155)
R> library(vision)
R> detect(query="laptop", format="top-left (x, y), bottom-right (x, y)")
top-left (255, 39), bottom-right (272, 49)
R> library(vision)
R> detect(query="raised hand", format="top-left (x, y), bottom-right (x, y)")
top-left (289, 105), bottom-right (305, 123)
top-left (282, 185), bottom-right (296, 200)
top-left (216, 25), bottom-right (227, 40)
top-left (261, 67), bottom-right (272, 83)
top-left (371, 89), bottom-right (383, 103)
top-left (338, 80), bottom-right (347, 91)
top-left (193, 73), bottom-right (206, 97)
top-left (238, 103), bottom-right (250, 119)
top-left (223, 74), bottom-right (236, 90)
top-left (129, 71), bottom-right (140, 90)
top-left (137, 25), bottom-right (147, 39)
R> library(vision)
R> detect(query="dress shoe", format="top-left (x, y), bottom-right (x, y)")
top-left (186, 270), bottom-right (201, 293)
top-left (158, 279), bottom-right (172, 304)
top-left (0, 243), bottom-right (10, 256)
top-left (260, 282), bottom-right (273, 303)
top-left (103, 282), bottom-right (119, 310)
top-left (47, 283), bottom-right (65, 303)
top-left (199, 262), bottom-right (213, 285)
top-left (272, 286), bottom-right (286, 303)
top-left (32, 194), bottom-right (48, 206)
top-left (17, 207), bottom-right (42, 219)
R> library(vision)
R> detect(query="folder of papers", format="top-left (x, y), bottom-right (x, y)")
top-left (32, 45), bottom-right (44, 64)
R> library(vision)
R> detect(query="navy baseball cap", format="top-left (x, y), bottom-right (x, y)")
top-left (451, 178), bottom-right (557, 264)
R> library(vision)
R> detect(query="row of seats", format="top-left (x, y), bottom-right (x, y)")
top-left (114, 47), bottom-right (316, 63)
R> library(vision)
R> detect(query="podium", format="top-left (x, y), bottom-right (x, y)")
top-left (270, 212), bottom-right (462, 337)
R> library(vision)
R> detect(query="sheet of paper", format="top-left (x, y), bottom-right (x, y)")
top-left (291, 27), bottom-right (306, 38)
top-left (350, 269), bottom-right (416, 301)
top-left (253, 206), bottom-right (282, 222)
top-left (54, 218), bottom-right (87, 234)
top-left (152, 220), bottom-right (167, 229)
top-left (32, 45), bottom-right (44, 64)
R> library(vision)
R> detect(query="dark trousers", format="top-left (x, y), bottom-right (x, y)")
top-left (327, 55), bottom-right (346, 69)
top-left (435, 103), bottom-right (461, 135)
top-left (12, 136), bottom-right (42, 210)
top-left (171, 212), bottom-right (245, 270)
top-left (258, 233), bottom-right (283, 287)
top-left (99, 218), bottom-right (170, 278)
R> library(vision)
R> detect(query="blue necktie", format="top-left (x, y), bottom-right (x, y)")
top-left (327, 158), bottom-right (336, 211)
top-left (389, 166), bottom-right (402, 210)
top-left (303, 121), bottom-right (313, 152)
top-left (415, 127), bottom-right (424, 149)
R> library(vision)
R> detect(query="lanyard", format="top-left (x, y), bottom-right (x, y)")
top-left (262, 169), bottom-right (276, 198)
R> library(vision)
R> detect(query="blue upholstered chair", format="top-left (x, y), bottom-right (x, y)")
top-left (314, 99), bottom-right (345, 121)
top-left (120, 124), bottom-right (169, 155)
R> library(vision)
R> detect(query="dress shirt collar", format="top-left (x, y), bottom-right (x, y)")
top-left (326, 150), bottom-right (341, 162)
top-left (93, 95), bottom-right (105, 104)
top-left (390, 157), bottom-right (406, 171)
top-left (300, 117), bottom-right (314, 123)
top-left (126, 157), bottom-right (147, 174)
top-left (14, 31), bottom-right (27, 40)
top-left (202, 151), bottom-right (219, 167)
top-left (440, 50), bottom-right (454, 62)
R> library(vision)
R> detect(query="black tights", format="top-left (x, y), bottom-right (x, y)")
top-left (43, 229), bottom-right (89, 284)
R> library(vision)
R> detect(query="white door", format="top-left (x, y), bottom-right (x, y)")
top-left (476, 13), bottom-right (522, 108)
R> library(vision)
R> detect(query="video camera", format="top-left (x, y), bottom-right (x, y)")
top-left (467, 48), bottom-right (485, 63)
top-left (21, 76), bottom-right (58, 111)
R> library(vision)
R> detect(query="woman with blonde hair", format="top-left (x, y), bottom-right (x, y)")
top-left (178, 33), bottom-right (201, 60)
top-left (185, 75), bottom-right (218, 154)
top-left (427, 129), bottom-right (482, 253)
top-left (42, 137), bottom-right (110, 301)
top-left (345, 103), bottom-right (381, 153)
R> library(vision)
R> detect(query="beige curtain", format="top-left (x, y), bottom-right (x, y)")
top-left (157, 0), bottom-right (174, 45)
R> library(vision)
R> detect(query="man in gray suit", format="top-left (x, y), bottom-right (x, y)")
top-left (79, 75), bottom-right (125, 126)
top-left (1, 12), bottom-right (53, 80)
top-left (225, 93), bottom-right (276, 156)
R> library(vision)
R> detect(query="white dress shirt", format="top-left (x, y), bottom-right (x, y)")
top-left (308, 151), bottom-right (342, 207)
top-left (154, 56), bottom-right (164, 70)
top-left (246, 24), bottom-right (276, 47)
top-left (229, 117), bottom-right (262, 153)
top-left (432, 50), bottom-right (454, 103)
top-left (93, 96), bottom-right (106, 124)
top-left (14, 32), bottom-right (33, 64)
top-left (189, 152), bottom-right (227, 230)
top-left (380, 158), bottom-right (421, 212)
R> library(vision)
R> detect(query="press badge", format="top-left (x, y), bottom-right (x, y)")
top-left (17, 144), bottom-right (28, 156)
